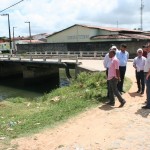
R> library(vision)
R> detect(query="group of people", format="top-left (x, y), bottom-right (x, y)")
top-left (103, 43), bottom-right (150, 109)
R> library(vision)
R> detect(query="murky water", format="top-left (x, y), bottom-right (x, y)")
top-left (0, 69), bottom-right (75, 101)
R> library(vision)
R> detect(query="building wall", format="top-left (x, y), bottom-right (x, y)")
top-left (17, 40), bottom-right (149, 57)
top-left (0, 42), bottom-right (10, 50)
top-left (47, 25), bottom-right (120, 43)
top-left (47, 25), bottom-right (100, 43)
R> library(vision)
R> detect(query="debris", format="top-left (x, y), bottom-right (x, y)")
top-left (50, 96), bottom-right (60, 102)
top-left (34, 123), bottom-right (40, 125)
top-left (27, 102), bottom-right (31, 107)
top-left (8, 121), bottom-right (17, 127)
top-left (0, 137), bottom-right (6, 140)
top-left (7, 128), bottom-right (14, 131)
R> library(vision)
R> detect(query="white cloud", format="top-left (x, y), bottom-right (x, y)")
top-left (0, 0), bottom-right (149, 38)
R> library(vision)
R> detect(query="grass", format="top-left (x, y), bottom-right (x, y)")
top-left (0, 72), bottom-right (132, 139)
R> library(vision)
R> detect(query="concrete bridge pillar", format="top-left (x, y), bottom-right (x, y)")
top-left (22, 65), bottom-right (59, 87)
top-left (0, 62), bottom-right (22, 78)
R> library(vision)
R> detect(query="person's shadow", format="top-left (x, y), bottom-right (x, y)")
top-left (99, 103), bottom-right (115, 111)
top-left (128, 92), bottom-right (143, 98)
top-left (135, 108), bottom-right (150, 118)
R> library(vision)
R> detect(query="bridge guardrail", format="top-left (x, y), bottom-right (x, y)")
top-left (0, 54), bottom-right (79, 64)
top-left (26, 51), bottom-right (108, 58)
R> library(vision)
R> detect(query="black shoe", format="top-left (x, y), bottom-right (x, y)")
top-left (119, 100), bottom-right (126, 107)
top-left (140, 91), bottom-right (144, 95)
top-left (119, 91), bottom-right (122, 95)
top-left (106, 95), bottom-right (109, 98)
top-left (137, 90), bottom-right (140, 93)
top-left (142, 106), bottom-right (150, 109)
top-left (121, 90), bottom-right (125, 93)
top-left (106, 102), bottom-right (115, 106)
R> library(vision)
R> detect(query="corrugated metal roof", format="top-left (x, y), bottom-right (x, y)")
top-left (78, 24), bottom-right (142, 33)
top-left (17, 40), bottom-right (45, 43)
top-left (91, 33), bottom-right (150, 40)
top-left (91, 34), bottom-right (130, 40)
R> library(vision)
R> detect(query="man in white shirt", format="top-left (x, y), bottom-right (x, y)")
top-left (133, 48), bottom-right (146, 94)
top-left (142, 45), bottom-right (150, 109)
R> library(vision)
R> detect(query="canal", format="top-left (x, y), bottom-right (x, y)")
top-left (0, 69), bottom-right (75, 101)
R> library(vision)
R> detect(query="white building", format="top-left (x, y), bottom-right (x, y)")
top-left (47, 24), bottom-right (149, 43)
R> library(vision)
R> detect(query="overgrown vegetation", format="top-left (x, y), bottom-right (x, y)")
top-left (0, 72), bottom-right (132, 139)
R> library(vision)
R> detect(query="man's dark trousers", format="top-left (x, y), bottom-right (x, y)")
top-left (146, 77), bottom-right (150, 107)
top-left (106, 68), bottom-right (109, 97)
top-left (118, 66), bottom-right (126, 92)
top-left (136, 70), bottom-right (145, 92)
top-left (109, 77), bottom-right (124, 104)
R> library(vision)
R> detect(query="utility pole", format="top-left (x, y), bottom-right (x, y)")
top-left (1, 14), bottom-right (12, 49)
top-left (25, 21), bottom-right (32, 43)
top-left (13, 27), bottom-right (17, 51)
top-left (117, 20), bottom-right (119, 28)
top-left (140, 0), bottom-right (144, 31)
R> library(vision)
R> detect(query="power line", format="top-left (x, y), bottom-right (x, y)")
top-left (0, 0), bottom-right (24, 13)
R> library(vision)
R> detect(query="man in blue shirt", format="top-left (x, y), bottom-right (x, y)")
top-left (116, 44), bottom-right (129, 93)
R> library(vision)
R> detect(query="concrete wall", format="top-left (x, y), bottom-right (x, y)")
top-left (23, 64), bottom-right (59, 86)
top-left (17, 40), bottom-right (149, 57)
top-left (0, 61), bottom-right (60, 87)
top-left (0, 62), bottom-right (22, 77)
top-left (17, 43), bottom-right (68, 53)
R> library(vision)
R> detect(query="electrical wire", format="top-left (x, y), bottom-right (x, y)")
top-left (0, 0), bottom-right (24, 13)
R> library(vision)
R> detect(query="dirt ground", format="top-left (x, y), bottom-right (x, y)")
top-left (1, 61), bottom-right (150, 150)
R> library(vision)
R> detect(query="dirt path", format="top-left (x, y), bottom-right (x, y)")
top-left (7, 62), bottom-right (150, 149)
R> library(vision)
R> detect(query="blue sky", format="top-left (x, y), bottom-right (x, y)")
top-left (0, 0), bottom-right (150, 38)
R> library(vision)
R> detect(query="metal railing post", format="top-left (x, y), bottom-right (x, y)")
top-left (43, 56), bottom-right (46, 61)
top-left (76, 55), bottom-right (78, 64)
top-left (19, 56), bottom-right (21, 61)
top-left (94, 51), bottom-right (97, 57)
top-left (58, 55), bottom-right (61, 62)
top-left (80, 51), bottom-right (82, 57)
top-left (8, 55), bottom-right (10, 60)
top-left (30, 55), bottom-right (33, 61)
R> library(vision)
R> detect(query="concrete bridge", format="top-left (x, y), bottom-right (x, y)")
top-left (0, 54), bottom-right (79, 87)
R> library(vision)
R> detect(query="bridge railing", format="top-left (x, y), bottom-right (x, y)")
top-left (26, 51), bottom-right (108, 58)
top-left (0, 54), bottom-right (79, 64)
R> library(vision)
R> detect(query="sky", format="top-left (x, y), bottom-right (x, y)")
top-left (0, 0), bottom-right (150, 38)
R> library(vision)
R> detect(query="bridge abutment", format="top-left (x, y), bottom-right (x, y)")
top-left (0, 61), bottom-right (60, 87)
top-left (23, 65), bottom-right (59, 87)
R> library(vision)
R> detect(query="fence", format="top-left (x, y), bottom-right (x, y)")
top-left (26, 51), bottom-right (108, 58)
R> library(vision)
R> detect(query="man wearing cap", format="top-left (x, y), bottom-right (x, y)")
top-left (116, 44), bottom-right (129, 93)
top-left (142, 45), bottom-right (150, 109)
top-left (133, 48), bottom-right (146, 94)
top-left (107, 49), bottom-right (126, 107)
top-left (103, 45), bottom-right (118, 97)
